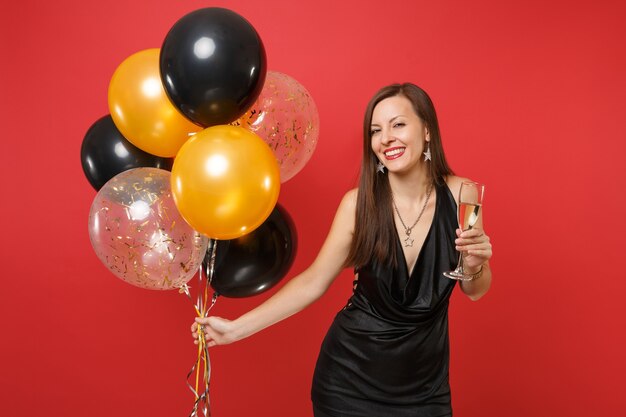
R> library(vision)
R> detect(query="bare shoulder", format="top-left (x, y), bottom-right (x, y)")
top-left (444, 175), bottom-right (472, 203)
top-left (341, 188), bottom-right (358, 207)
top-left (336, 188), bottom-right (358, 218)
top-left (321, 188), bottom-right (357, 246)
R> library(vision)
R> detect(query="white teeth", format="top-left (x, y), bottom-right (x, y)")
top-left (385, 148), bottom-right (404, 157)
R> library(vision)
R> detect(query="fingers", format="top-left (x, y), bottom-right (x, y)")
top-left (458, 227), bottom-right (485, 238)
top-left (456, 229), bottom-right (489, 245)
top-left (192, 318), bottom-right (214, 340)
top-left (457, 243), bottom-right (489, 253)
top-left (194, 338), bottom-right (216, 346)
top-left (192, 323), bottom-right (217, 345)
top-left (191, 319), bottom-right (209, 342)
top-left (191, 316), bottom-right (232, 346)
top-left (203, 325), bottom-right (221, 342)
top-left (455, 228), bottom-right (492, 260)
top-left (190, 322), bottom-right (204, 340)
top-left (465, 249), bottom-right (492, 258)
top-left (456, 228), bottom-right (486, 241)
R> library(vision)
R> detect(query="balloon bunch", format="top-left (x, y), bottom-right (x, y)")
top-left (81, 7), bottom-right (317, 417)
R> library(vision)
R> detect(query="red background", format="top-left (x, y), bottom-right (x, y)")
top-left (1, 0), bottom-right (625, 415)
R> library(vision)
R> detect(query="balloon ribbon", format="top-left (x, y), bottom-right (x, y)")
top-left (179, 239), bottom-right (219, 417)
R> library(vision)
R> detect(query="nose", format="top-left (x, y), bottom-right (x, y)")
top-left (380, 128), bottom-right (395, 145)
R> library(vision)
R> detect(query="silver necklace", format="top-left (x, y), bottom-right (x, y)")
top-left (392, 184), bottom-right (434, 247)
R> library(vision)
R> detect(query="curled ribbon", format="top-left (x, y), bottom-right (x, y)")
top-left (179, 239), bottom-right (219, 417)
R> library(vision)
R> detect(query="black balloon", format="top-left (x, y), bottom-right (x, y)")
top-left (206, 204), bottom-right (297, 298)
top-left (80, 115), bottom-right (173, 191)
top-left (160, 7), bottom-right (267, 127)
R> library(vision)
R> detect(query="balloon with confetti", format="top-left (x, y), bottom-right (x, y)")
top-left (88, 168), bottom-right (208, 290)
top-left (235, 71), bottom-right (319, 182)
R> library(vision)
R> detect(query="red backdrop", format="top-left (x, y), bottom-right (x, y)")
top-left (1, 0), bottom-right (625, 416)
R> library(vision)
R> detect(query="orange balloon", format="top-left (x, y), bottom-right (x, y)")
top-left (171, 125), bottom-right (280, 240)
top-left (108, 49), bottom-right (201, 157)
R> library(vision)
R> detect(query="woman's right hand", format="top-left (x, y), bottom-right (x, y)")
top-left (191, 316), bottom-right (240, 347)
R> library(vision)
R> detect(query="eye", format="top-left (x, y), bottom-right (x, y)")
top-left (370, 128), bottom-right (381, 135)
top-left (393, 122), bottom-right (405, 128)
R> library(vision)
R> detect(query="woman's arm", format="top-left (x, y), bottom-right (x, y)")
top-left (446, 176), bottom-right (493, 301)
top-left (193, 189), bottom-right (357, 346)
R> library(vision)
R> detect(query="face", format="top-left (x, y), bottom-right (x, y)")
top-left (370, 95), bottom-right (429, 174)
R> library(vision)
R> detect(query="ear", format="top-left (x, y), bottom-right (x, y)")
top-left (425, 127), bottom-right (430, 142)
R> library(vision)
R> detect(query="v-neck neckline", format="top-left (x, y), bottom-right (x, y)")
top-left (394, 187), bottom-right (438, 278)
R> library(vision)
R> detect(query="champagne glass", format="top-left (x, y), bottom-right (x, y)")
top-left (443, 181), bottom-right (485, 280)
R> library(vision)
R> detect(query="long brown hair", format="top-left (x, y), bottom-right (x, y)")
top-left (345, 83), bottom-right (454, 269)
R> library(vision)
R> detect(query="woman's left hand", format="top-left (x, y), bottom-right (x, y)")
top-left (455, 227), bottom-right (492, 270)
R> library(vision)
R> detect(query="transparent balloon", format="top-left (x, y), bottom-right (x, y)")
top-left (235, 71), bottom-right (319, 182)
top-left (88, 168), bottom-right (208, 290)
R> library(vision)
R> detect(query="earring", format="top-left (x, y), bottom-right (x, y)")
top-left (423, 142), bottom-right (431, 162)
top-left (376, 161), bottom-right (385, 173)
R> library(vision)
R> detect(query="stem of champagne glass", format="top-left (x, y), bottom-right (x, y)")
top-left (454, 248), bottom-right (464, 274)
top-left (455, 222), bottom-right (474, 275)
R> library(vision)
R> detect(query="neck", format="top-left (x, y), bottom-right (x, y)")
top-left (388, 166), bottom-right (432, 202)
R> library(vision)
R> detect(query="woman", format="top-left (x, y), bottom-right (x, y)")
top-left (192, 83), bottom-right (492, 417)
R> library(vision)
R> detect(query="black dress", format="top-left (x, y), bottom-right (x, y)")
top-left (311, 183), bottom-right (459, 417)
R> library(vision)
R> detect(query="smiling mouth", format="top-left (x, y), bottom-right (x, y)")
top-left (384, 147), bottom-right (405, 159)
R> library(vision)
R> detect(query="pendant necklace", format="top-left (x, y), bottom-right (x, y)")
top-left (392, 183), bottom-right (433, 247)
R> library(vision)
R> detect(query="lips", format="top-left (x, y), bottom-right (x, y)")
top-left (384, 147), bottom-right (405, 160)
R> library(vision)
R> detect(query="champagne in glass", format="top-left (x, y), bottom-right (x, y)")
top-left (443, 181), bottom-right (484, 280)
top-left (459, 202), bottom-right (481, 231)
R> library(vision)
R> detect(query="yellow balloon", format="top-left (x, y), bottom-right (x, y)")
top-left (171, 125), bottom-right (281, 240)
top-left (108, 49), bottom-right (201, 157)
